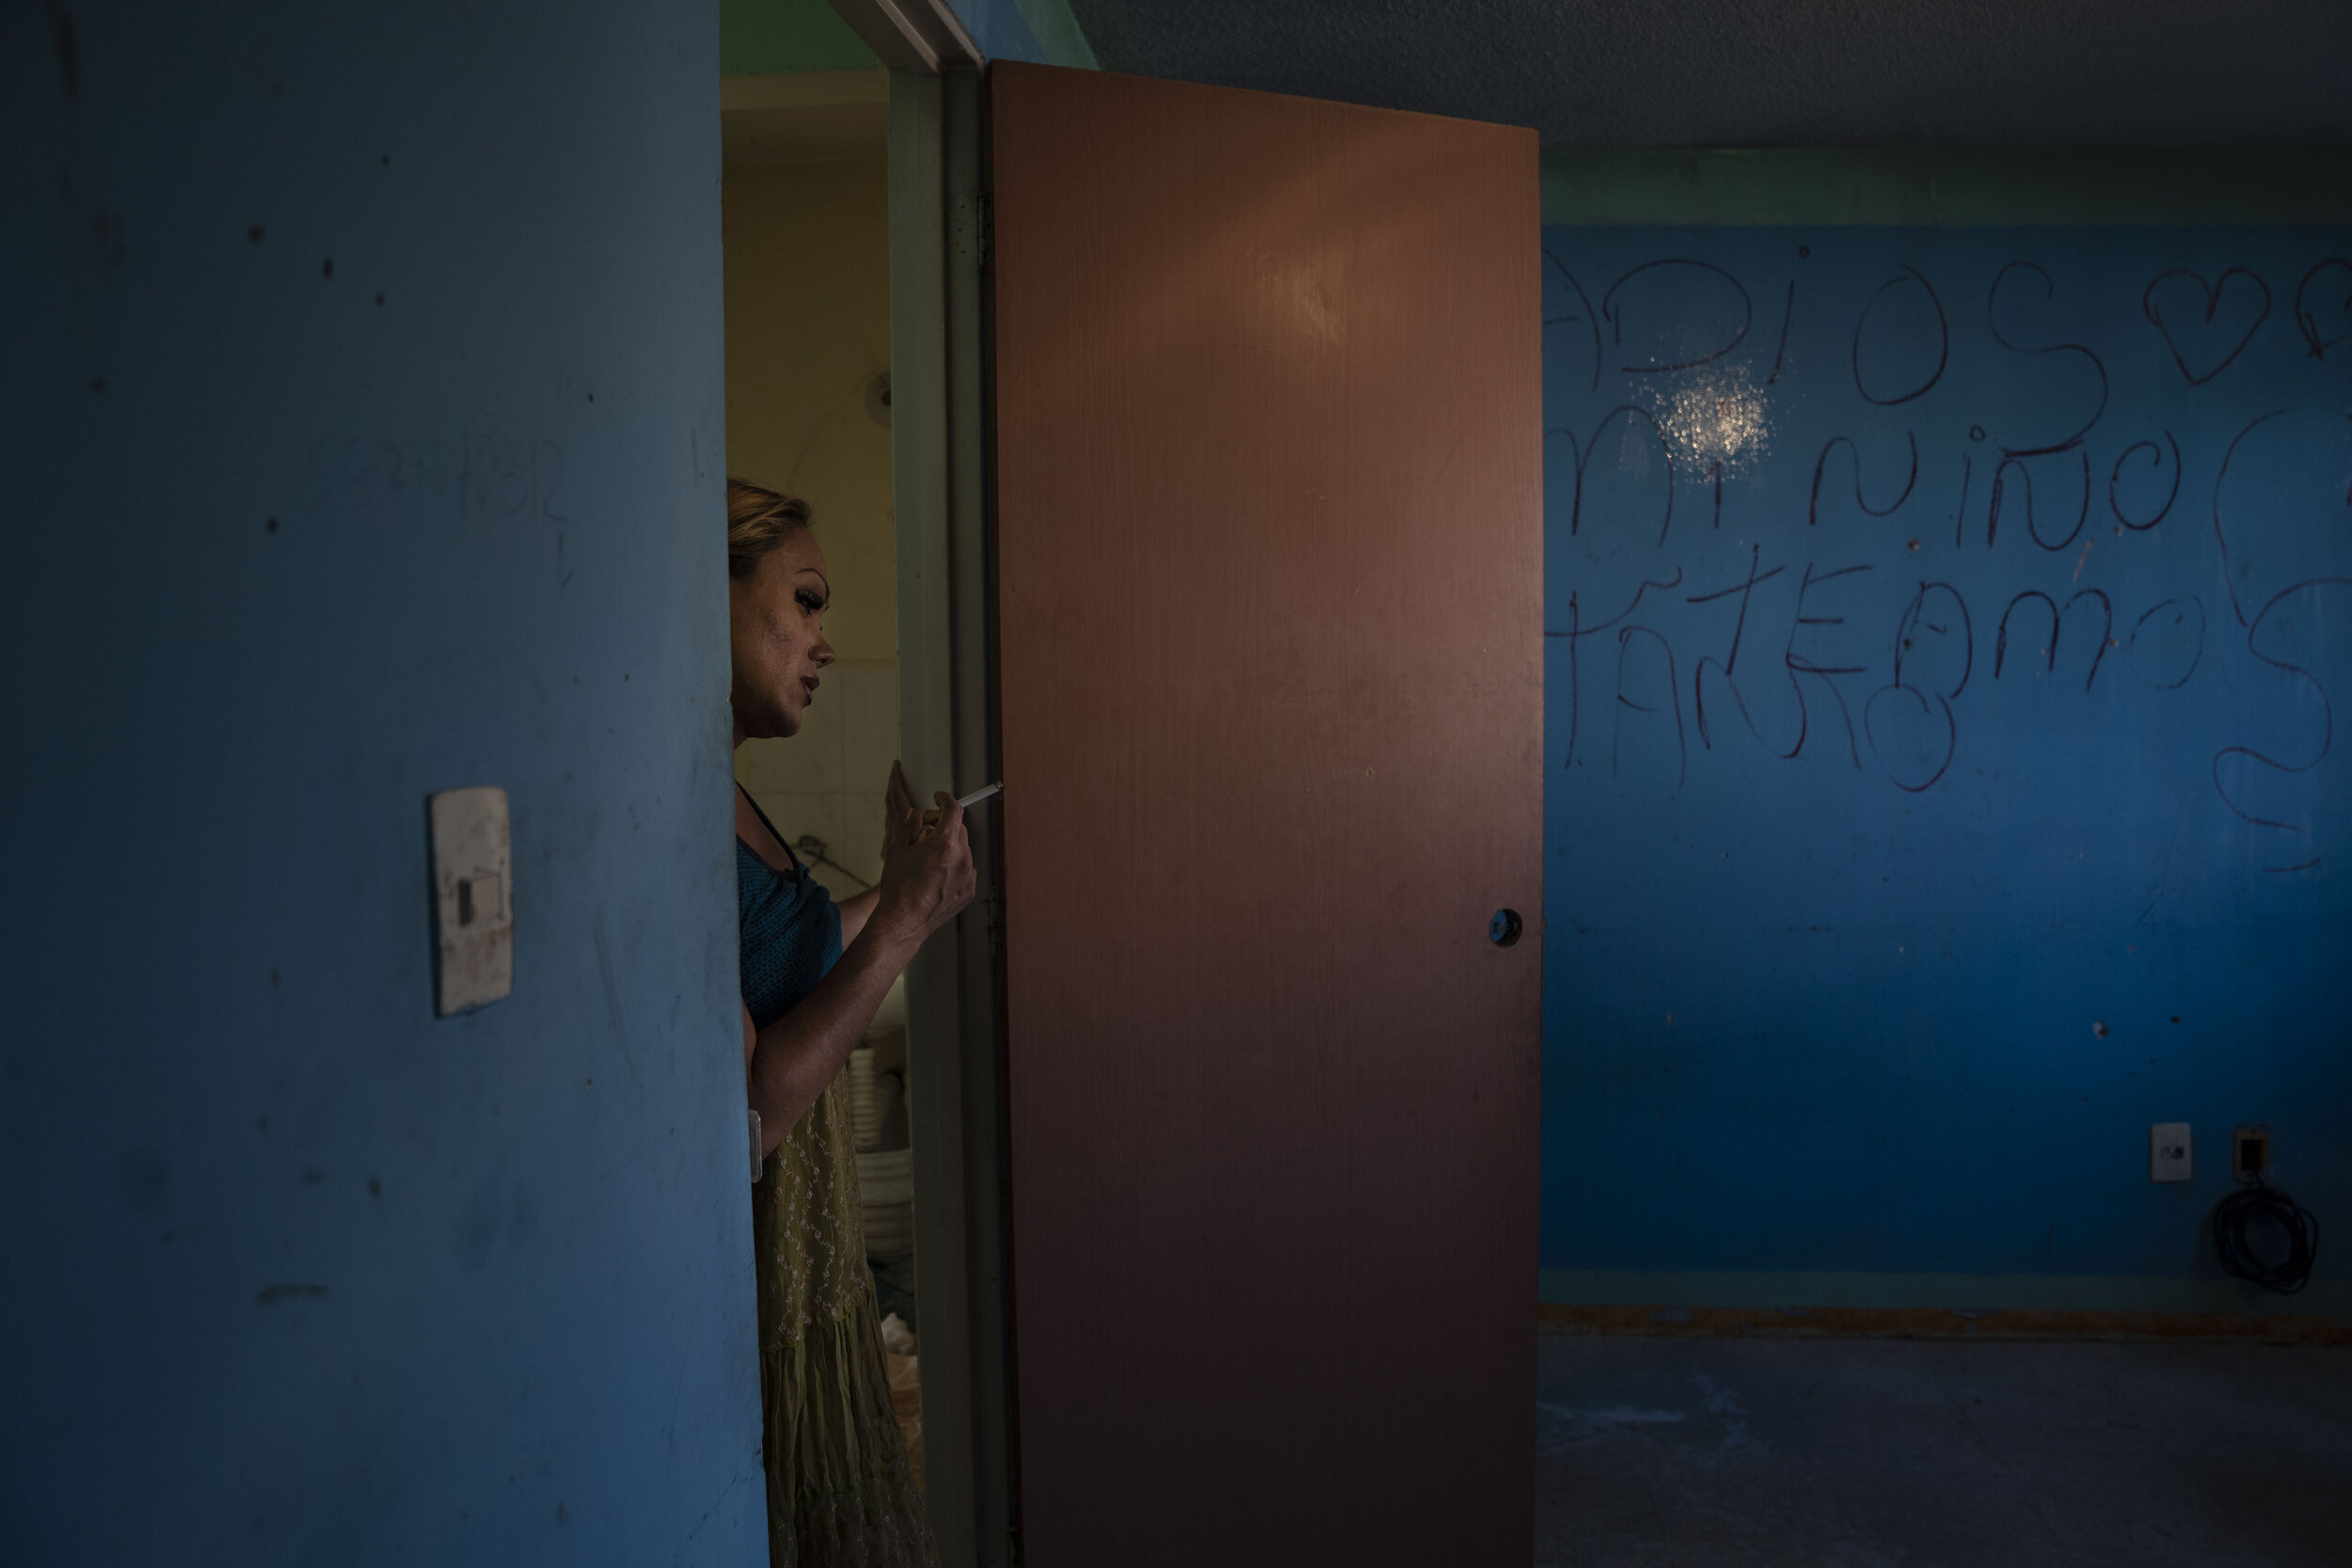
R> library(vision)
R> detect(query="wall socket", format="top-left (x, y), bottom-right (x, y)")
top-left (2232, 1124), bottom-right (2272, 1182)
top-left (2149, 1122), bottom-right (2192, 1183)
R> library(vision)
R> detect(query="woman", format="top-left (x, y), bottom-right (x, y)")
top-left (728, 476), bottom-right (976, 1566)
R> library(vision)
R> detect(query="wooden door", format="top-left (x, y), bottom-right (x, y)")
top-left (990, 62), bottom-right (1542, 1566)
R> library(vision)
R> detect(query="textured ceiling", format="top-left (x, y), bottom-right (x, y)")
top-left (1061, 0), bottom-right (2352, 150)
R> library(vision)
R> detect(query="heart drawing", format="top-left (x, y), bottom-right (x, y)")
top-left (2295, 258), bottom-right (2352, 360)
top-left (2142, 267), bottom-right (2270, 386)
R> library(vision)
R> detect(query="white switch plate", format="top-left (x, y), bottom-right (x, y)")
top-left (429, 786), bottom-right (512, 1015)
top-left (2150, 1121), bottom-right (2192, 1183)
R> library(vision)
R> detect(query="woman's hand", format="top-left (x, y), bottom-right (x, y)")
top-left (873, 781), bottom-right (977, 948)
top-left (745, 772), bottom-right (977, 1152)
top-left (834, 762), bottom-right (921, 948)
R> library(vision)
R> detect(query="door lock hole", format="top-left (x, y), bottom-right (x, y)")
top-left (1489, 908), bottom-right (1522, 947)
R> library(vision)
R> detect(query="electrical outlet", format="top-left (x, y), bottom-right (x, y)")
top-left (2149, 1122), bottom-right (2192, 1183)
top-left (2232, 1124), bottom-right (2271, 1182)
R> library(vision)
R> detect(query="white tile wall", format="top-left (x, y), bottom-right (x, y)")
top-left (842, 663), bottom-right (901, 806)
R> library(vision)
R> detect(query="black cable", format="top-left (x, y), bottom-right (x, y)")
top-left (2211, 1181), bottom-right (2320, 1294)
top-left (792, 834), bottom-right (875, 892)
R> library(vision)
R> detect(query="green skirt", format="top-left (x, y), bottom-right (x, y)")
top-left (753, 1073), bottom-right (938, 1568)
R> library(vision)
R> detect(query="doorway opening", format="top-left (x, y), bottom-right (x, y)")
top-left (721, 8), bottom-right (1011, 1558)
top-left (721, 61), bottom-right (930, 1481)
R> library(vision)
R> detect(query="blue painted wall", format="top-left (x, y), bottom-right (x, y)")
top-left (0, 3), bottom-right (763, 1561)
top-left (1541, 226), bottom-right (2352, 1307)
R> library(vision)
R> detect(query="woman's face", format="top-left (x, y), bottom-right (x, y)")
top-left (729, 530), bottom-right (835, 742)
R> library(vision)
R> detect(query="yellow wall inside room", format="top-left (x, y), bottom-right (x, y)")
top-left (723, 150), bottom-right (898, 895)
top-left (723, 154), bottom-right (893, 660)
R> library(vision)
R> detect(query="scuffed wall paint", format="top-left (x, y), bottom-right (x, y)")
top-left (0, 2), bottom-right (761, 1561)
top-left (1537, 221), bottom-right (2352, 1310)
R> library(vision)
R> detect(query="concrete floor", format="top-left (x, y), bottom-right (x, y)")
top-left (1534, 1334), bottom-right (2352, 1567)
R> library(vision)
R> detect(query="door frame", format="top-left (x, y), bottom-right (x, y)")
top-left (856, 6), bottom-right (1016, 1561)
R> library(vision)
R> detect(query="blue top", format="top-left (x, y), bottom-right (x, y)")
top-left (736, 795), bottom-right (842, 1030)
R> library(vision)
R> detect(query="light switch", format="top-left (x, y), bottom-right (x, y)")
top-left (430, 786), bottom-right (512, 1015)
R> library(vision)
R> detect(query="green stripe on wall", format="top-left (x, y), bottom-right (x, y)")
top-left (723, 0), bottom-right (1096, 72)
top-left (723, 0), bottom-right (880, 74)
top-left (1541, 150), bottom-right (2352, 226)
top-left (1012, 0), bottom-right (1099, 69)
top-left (1542, 1269), bottom-right (2351, 1317)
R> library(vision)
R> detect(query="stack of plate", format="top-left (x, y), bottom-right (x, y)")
top-left (848, 1048), bottom-right (881, 1152)
top-left (858, 1148), bottom-right (915, 1259)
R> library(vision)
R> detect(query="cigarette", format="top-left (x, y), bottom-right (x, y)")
top-left (923, 781), bottom-right (1002, 825)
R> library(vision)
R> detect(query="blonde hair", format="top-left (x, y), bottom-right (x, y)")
top-left (727, 477), bottom-right (811, 579)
